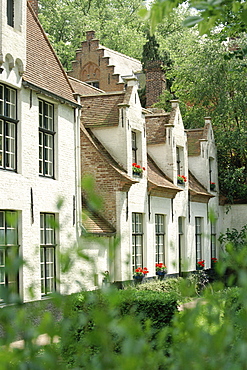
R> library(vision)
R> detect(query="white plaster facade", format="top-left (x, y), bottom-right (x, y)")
top-left (0, 0), bottom-right (82, 302)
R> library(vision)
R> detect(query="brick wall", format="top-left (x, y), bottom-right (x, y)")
top-left (81, 129), bottom-right (126, 228)
top-left (145, 61), bottom-right (166, 107)
top-left (68, 31), bottom-right (125, 92)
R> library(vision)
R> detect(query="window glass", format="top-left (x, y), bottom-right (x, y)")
top-left (40, 213), bottom-right (56, 296)
top-left (7, 0), bottom-right (14, 27)
top-left (0, 210), bottom-right (18, 300)
top-left (0, 85), bottom-right (17, 171)
top-left (39, 100), bottom-right (54, 177)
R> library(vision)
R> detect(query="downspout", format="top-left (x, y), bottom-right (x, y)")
top-left (74, 95), bottom-right (82, 240)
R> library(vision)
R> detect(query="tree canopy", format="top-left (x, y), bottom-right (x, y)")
top-left (39, 0), bottom-right (147, 69)
top-left (38, 0), bottom-right (247, 202)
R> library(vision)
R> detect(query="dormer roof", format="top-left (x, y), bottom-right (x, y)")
top-left (147, 155), bottom-right (181, 198)
top-left (80, 87), bottom-right (133, 127)
top-left (82, 206), bottom-right (116, 235)
top-left (23, 3), bottom-right (79, 107)
top-left (145, 105), bottom-right (179, 145)
top-left (188, 170), bottom-right (214, 203)
top-left (186, 125), bottom-right (209, 157)
top-left (81, 126), bottom-right (136, 190)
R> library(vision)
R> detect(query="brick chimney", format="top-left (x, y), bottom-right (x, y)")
top-left (28, 0), bottom-right (38, 16)
top-left (145, 61), bottom-right (166, 108)
top-left (86, 31), bottom-right (96, 42)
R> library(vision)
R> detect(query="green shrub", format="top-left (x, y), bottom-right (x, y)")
top-left (60, 288), bottom-right (178, 368)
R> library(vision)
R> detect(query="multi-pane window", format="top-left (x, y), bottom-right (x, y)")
top-left (0, 210), bottom-right (19, 300)
top-left (0, 84), bottom-right (17, 171)
top-left (7, 0), bottom-right (14, 27)
top-left (39, 100), bottom-right (54, 178)
top-left (155, 214), bottom-right (165, 264)
top-left (195, 217), bottom-right (203, 263)
top-left (132, 213), bottom-right (143, 272)
top-left (211, 222), bottom-right (217, 261)
top-left (132, 131), bottom-right (137, 164)
top-left (40, 213), bottom-right (56, 296)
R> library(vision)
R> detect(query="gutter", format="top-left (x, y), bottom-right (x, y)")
top-left (22, 80), bottom-right (81, 109)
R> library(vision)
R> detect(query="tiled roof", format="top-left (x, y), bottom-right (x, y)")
top-left (68, 76), bottom-right (103, 96)
top-left (146, 111), bottom-right (170, 144)
top-left (186, 126), bottom-right (208, 156)
top-left (82, 208), bottom-right (116, 235)
top-left (188, 171), bottom-right (213, 203)
top-left (81, 91), bottom-right (129, 127)
top-left (147, 155), bottom-right (181, 198)
top-left (24, 3), bottom-right (77, 106)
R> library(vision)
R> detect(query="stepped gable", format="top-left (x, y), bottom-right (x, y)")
top-left (145, 108), bottom-right (170, 145)
top-left (147, 154), bottom-right (181, 198)
top-left (68, 31), bottom-right (142, 92)
top-left (82, 207), bottom-right (116, 235)
top-left (24, 3), bottom-right (77, 106)
top-left (186, 126), bottom-right (208, 156)
top-left (68, 76), bottom-right (103, 96)
top-left (80, 90), bottom-right (132, 127)
top-left (188, 170), bottom-right (214, 203)
top-left (102, 45), bottom-right (142, 82)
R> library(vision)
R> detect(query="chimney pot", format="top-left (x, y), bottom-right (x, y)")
top-left (170, 99), bottom-right (179, 109)
top-left (86, 31), bottom-right (96, 42)
top-left (204, 117), bottom-right (211, 125)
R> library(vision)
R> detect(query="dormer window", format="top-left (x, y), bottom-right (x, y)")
top-left (7, 0), bottom-right (14, 27)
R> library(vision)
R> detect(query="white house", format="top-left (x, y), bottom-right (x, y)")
top-left (69, 31), bottom-right (220, 285)
top-left (0, 0), bottom-right (82, 303)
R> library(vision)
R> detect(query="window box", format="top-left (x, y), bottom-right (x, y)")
top-left (133, 171), bottom-right (142, 178)
top-left (177, 175), bottom-right (187, 185)
top-left (132, 163), bottom-right (145, 178)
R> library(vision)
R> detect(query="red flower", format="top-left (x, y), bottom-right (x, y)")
top-left (142, 167), bottom-right (146, 171)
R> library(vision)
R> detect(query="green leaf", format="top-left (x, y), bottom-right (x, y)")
top-left (183, 16), bottom-right (204, 28)
top-left (240, 8), bottom-right (247, 24)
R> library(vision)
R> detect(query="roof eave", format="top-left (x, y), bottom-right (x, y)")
top-left (23, 80), bottom-right (81, 109)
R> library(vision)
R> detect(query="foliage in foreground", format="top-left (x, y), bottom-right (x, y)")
top-left (0, 220), bottom-right (247, 368)
top-left (60, 289), bottom-right (178, 368)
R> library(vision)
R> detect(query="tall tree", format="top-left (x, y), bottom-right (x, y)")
top-left (39, 0), bottom-right (147, 69)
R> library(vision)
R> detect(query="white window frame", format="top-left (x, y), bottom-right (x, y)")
top-left (39, 100), bottom-right (55, 178)
top-left (40, 213), bottom-right (56, 296)
top-left (0, 84), bottom-right (17, 171)
top-left (155, 214), bottom-right (165, 264)
top-left (132, 213), bottom-right (143, 272)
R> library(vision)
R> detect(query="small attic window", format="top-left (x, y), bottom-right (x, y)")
top-left (86, 81), bottom-right (99, 89)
